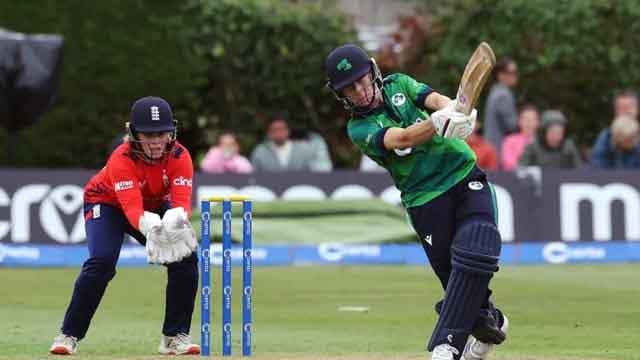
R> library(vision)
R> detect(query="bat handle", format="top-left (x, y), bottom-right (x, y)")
top-left (454, 89), bottom-right (471, 115)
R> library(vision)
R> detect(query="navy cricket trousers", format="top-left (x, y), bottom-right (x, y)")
top-left (61, 203), bottom-right (198, 340)
top-left (408, 166), bottom-right (499, 299)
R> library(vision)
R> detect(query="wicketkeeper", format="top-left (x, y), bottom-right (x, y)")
top-left (325, 45), bottom-right (508, 360)
top-left (49, 96), bottom-right (200, 355)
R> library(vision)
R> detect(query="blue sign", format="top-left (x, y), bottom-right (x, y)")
top-left (1, 242), bottom-right (639, 267)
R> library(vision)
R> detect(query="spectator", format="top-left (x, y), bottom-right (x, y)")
top-left (591, 115), bottom-right (640, 168)
top-left (589, 90), bottom-right (638, 163)
top-left (613, 90), bottom-right (638, 119)
top-left (466, 121), bottom-right (498, 171)
top-left (359, 155), bottom-right (386, 172)
top-left (519, 110), bottom-right (582, 168)
top-left (484, 57), bottom-right (519, 156)
top-left (290, 128), bottom-right (333, 172)
top-left (250, 116), bottom-right (321, 171)
top-left (200, 132), bottom-right (253, 174)
top-left (501, 105), bottom-right (540, 171)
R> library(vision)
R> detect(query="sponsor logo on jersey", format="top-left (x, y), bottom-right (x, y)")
top-left (391, 93), bottom-right (406, 106)
top-left (468, 181), bottom-right (484, 190)
top-left (114, 180), bottom-right (134, 191)
top-left (173, 176), bottom-right (193, 187)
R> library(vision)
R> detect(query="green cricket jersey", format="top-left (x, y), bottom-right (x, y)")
top-left (347, 73), bottom-right (476, 208)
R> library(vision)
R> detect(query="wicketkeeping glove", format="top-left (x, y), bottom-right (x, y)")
top-left (162, 207), bottom-right (198, 261)
top-left (139, 211), bottom-right (177, 264)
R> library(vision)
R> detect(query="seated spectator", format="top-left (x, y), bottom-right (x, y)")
top-left (290, 128), bottom-right (333, 172)
top-left (360, 155), bottom-right (386, 172)
top-left (251, 116), bottom-right (323, 171)
top-left (200, 132), bottom-right (253, 174)
top-left (501, 105), bottom-right (540, 171)
top-left (518, 110), bottom-right (582, 168)
top-left (613, 89), bottom-right (638, 120)
top-left (590, 89), bottom-right (638, 163)
top-left (591, 115), bottom-right (640, 168)
top-left (466, 121), bottom-right (498, 171)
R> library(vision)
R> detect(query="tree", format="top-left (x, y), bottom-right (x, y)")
top-left (425, 0), bottom-right (640, 147)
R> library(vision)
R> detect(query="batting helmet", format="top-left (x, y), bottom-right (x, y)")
top-left (325, 44), bottom-right (373, 92)
top-left (325, 44), bottom-right (382, 112)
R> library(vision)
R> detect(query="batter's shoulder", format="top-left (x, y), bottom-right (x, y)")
top-left (383, 72), bottom-right (404, 84)
top-left (384, 72), bottom-right (416, 83)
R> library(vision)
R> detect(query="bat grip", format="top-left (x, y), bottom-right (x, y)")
top-left (454, 97), bottom-right (471, 115)
top-left (454, 87), bottom-right (471, 115)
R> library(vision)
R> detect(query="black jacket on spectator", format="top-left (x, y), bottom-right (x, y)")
top-left (518, 113), bottom-right (582, 169)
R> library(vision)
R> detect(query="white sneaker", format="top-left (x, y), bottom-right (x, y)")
top-left (432, 343), bottom-right (460, 360)
top-left (462, 314), bottom-right (510, 360)
top-left (158, 333), bottom-right (201, 355)
top-left (49, 334), bottom-right (78, 355)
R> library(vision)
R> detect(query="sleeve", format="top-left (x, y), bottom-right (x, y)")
top-left (250, 145), bottom-right (264, 171)
top-left (396, 73), bottom-right (433, 109)
top-left (168, 147), bottom-right (194, 216)
top-left (518, 143), bottom-right (536, 167)
top-left (231, 156), bottom-right (254, 174)
top-left (308, 134), bottom-right (333, 172)
top-left (590, 130), bottom-right (610, 168)
top-left (200, 148), bottom-right (222, 173)
top-left (107, 155), bottom-right (145, 230)
top-left (347, 120), bottom-right (388, 163)
top-left (500, 136), bottom-right (518, 171)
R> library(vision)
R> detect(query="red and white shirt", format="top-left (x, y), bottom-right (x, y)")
top-left (84, 141), bottom-right (193, 230)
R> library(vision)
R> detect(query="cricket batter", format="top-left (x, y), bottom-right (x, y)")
top-left (325, 45), bottom-right (508, 360)
top-left (49, 97), bottom-right (200, 355)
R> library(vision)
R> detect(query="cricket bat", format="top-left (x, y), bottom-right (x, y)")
top-left (454, 42), bottom-right (496, 115)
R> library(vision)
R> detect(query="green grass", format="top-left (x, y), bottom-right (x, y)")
top-left (1, 264), bottom-right (639, 359)
top-left (192, 199), bottom-right (416, 245)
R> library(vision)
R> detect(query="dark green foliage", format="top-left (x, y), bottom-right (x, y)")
top-left (0, 0), bottom-right (202, 167)
top-left (425, 0), bottom-right (640, 146)
top-left (0, 0), bottom-right (356, 168)
top-left (182, 0), bottom-right (357, 167)
top-left (6, 1), bottom-right (635, 167)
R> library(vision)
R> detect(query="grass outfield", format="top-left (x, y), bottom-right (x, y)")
top-left (1, 264), bottom-right (638, 360)
top-left (191, 200), bottom-right (416, 245)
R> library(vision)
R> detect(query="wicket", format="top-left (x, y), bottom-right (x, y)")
top-left (200, 195), bottom-right (253, 357)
